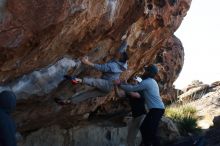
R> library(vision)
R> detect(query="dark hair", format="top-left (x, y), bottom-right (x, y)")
top-left (144, 64), bottom-right (159, 78)
top-left (119, 52), bottom-right (128, 63)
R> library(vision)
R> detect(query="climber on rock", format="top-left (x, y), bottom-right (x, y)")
top-left (55, 37), bottom-right (129, 105)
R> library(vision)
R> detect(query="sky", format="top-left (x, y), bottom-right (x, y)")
top-left (173, 0), bottom-right (220, 89)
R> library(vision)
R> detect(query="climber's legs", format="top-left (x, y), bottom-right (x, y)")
top-left (82, 77), bottom-right (113, 92)
top-left (55, 77), bottom-right (113, 105)
top-left (69, 89), bottom-right (107, 103)
top-left (63, 75), bottom-right (113, 92)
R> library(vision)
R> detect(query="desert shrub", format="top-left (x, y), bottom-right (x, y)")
top-left (165, 105), bottom-right (201, 136)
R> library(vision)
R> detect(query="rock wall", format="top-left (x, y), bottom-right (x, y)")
top-left (176, 81), bottom-right (220, 146)
top-left (17, 116), bottom-right (180, 146)
top-left (183, 81), bottom-right (220, 129)
top-left (0, 0), bottom-right (191, 145)
top-left (18, 125), bottom-right (129, 146)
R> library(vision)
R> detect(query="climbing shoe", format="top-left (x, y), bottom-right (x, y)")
top-left (63, 75), bottom-right (80, 85)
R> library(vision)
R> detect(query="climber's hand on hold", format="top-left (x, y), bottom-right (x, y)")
top-left (82, 56), bottom-right (89, 63)
top-left (82, 56), bottom-right (94, 66)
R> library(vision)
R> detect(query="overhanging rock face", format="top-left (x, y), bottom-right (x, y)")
top-left (0, 0), bottom-right (191, 144)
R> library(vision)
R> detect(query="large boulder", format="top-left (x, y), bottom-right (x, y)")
top-left (17, 116), bottom-right (180, 146)
top-left (159, 116), bottom-right (181, 144)
top-left (0, 0), bottom-right (192, 144)
top-left (178, 80), bottom-right (210, 102)
top-left (184, 81), bottom-right (220, 130)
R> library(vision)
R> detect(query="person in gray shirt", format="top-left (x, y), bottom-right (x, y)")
top-left (118, 64), bottom-right (165, 146)
top-left (56, 40), bottom-right (128, 104)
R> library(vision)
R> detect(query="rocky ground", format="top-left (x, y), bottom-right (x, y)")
top-left (173, 81), bottom-right (220, 146)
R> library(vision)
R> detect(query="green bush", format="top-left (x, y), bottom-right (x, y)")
top-left (165, 106), bottom-right (201, 136)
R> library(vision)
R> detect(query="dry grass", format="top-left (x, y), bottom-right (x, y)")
top-left (165, 105), bottom-right (201, 136)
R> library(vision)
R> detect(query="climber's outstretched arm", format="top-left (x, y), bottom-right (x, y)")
top-left (82, 56), bottom-right (115, 72)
